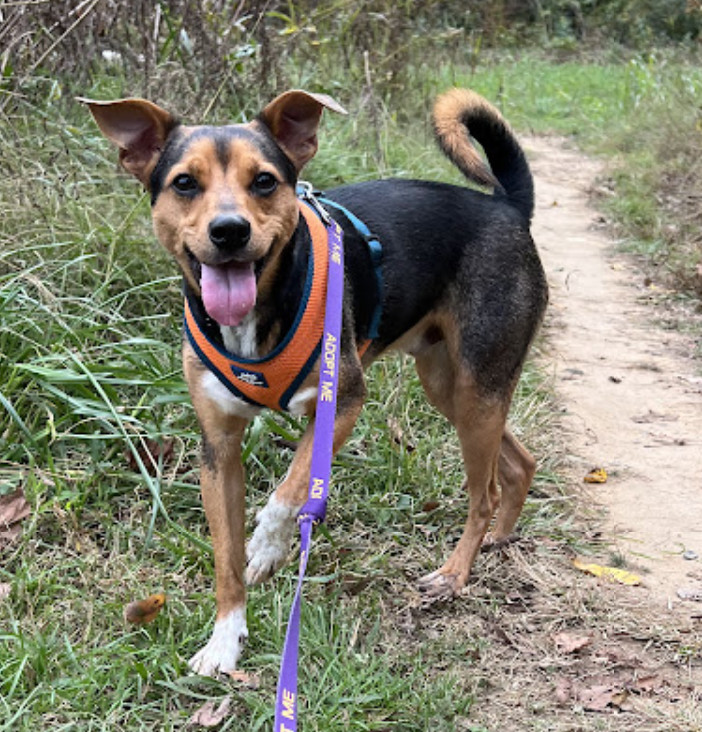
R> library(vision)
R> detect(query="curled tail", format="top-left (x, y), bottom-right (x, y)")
top-left (433, 88), bottom-right (534, 222)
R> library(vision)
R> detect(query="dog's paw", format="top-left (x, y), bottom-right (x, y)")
top-left (245, 495), bottom-right (298, 585)
top-left (188, 607), bottom-right (248, 677)
top-left (417, 570), bottom-right (464, 602)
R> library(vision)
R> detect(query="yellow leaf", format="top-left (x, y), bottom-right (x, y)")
top-left (584, 467), bottom-right (608, 484)
top-left (573, 558), bottom-right (641, 586)
top-left (124, 592), bottom-right (166, 625)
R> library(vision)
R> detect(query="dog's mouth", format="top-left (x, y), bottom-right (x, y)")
top-left (186, 249), bottom-right (257, 327)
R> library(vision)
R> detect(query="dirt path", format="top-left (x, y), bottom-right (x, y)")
top-left (527, 136), bottom-right (702, 608)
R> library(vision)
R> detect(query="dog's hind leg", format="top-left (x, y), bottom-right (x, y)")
top-left (413, 342), bottom-right (513, 599)
top-left (484, 429), bottom-right (535, 548)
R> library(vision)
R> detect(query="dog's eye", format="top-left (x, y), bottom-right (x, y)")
top-left (251, 172), bottom-right (278, 196)
top-left (172, 174), bottom-right (199, 196)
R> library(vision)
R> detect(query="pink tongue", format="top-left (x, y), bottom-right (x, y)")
top-left (200, 262), bottom-right (257, 326)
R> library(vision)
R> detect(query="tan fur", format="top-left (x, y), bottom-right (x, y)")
top-left (183, 344), bottom-right (248, 616)
top-left (432, 88), bottom-right (503, 189)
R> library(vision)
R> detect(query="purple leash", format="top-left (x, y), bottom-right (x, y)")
top-left (274, 191), bottom-right (344, 731)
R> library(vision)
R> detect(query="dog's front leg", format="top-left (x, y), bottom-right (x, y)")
top-left (188, 419), bottom-right (248, 676)
top-left (186, 362), bottom-right (252, 676)
top-left (247, 376), bottom-right (365, 585)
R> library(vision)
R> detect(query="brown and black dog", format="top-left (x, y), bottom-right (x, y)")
top-left (84, 88), bottom-right (547, 675)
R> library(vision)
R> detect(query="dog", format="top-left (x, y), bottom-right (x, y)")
top-left (84, 87), bottom-right (548, 676)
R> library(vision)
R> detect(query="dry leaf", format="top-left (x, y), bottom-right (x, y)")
top-left (228, 670), bottom-right (260, 688)
top-left (584, 467), bottom-right (608, 484)
top-left (553, 631), bottom-right (592, 654)
top-left (634, 674), bottom-right (663, 694)
top-left (554, 676), bottom-right (572, 705)
top-left (572, 558), bottom-right (641, 586)
top-left (693, 263), bottom-right (702, 294)
top-left (125, 438), bottom-right (175, 476)
top-left (0, 488), bottom-right (31, 547)
top-left (387, 417), bottom-right (415, 452)
top-left (124, 592), bottom-right (166, 625)
top-left (188, 697), bottom-right (232, 728)
top-left (0, 583), bottom-right (11, 602)
top-left (579, 683), bottom-right (628, 711)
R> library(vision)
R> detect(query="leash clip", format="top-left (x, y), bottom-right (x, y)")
top-left (297, 181), bottom-right (333, 226)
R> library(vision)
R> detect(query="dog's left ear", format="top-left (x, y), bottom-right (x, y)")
top-left (258, 90), bottom-right (347, 172)
top-left (79, 97), bottom-right (177, 188)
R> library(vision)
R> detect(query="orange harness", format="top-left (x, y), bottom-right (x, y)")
top-left (184, 200), bottom-right (371, 412)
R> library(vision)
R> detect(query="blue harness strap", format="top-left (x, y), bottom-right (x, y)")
top-left (317, 197), bottom-right (384, 341)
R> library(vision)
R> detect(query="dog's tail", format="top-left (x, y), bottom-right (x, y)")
top-left (433, 88), bottom-right (534, 222)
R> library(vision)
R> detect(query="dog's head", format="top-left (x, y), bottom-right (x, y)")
top-left (82, 91), bottom-right (346, 326)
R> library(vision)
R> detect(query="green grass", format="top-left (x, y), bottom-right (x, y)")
top-left (1, 48), bottom-right (699, 729)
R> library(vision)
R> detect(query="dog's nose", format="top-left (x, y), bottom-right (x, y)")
top-left (208, 214), bottom-right (251, 251)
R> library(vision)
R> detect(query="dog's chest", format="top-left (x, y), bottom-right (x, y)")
top-left (198, 313), bottom-right (318, 418)
top-left (220, 315), bottom-right (258, 359)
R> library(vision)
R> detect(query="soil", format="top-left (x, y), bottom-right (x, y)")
top-left (528, 135), bottom-right (702, 608)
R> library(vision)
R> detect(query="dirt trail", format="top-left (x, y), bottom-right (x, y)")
top-left (527, 136), bottom-right (702, 608)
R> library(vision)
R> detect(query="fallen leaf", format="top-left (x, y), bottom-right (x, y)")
top-left (632, 410), bottom-right (678, 424)
top-left (554, 676), bottom-right (572, 705)
top-left (125, 438), bottom-right (175, 476)
top-left (188, 697), bottom-right (232, 728)
top-left (0, 488), bottom-right (31, 547)
top-left (387, 417), bottom-right (415, 452)
top-left (584, 467), bottom-right (608, 484)
top-left (579, 683), bottom-right (628, 711)
top-left (553, 631), bottom-right (592, 654)
top-left (422, 500), bottom-right (440, 513)
top-left (572, 558), bottom-right (641, 586)
top-left (634, 674), bottom-right (663, 694)
top-left (124, 592), bottom-right (166, 624)
top-left (228, 669), bottom-right (260, 688)
top-left (0, 583), bottom-right (11, 602)
top-left (695, 263), bottom-right (702, 293)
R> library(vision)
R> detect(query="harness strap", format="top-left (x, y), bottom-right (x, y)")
top-left (318, 197), bottom-right (383, 340)
top-left (183, 194), bottom-right (382, 413)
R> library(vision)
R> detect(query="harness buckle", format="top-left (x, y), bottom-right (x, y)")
top-left (297, 181), bottom-right (333, 227)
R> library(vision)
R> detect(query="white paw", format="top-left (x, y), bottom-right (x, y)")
top-left (246, 495), bottom-right (299, 585)
top-left (188, 607), bottom-right (248, 676)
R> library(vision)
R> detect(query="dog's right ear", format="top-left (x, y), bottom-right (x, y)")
top-left (257, 90), bottom-right (347, 172)
top-left (79, 97), bottom-right (176, 188)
